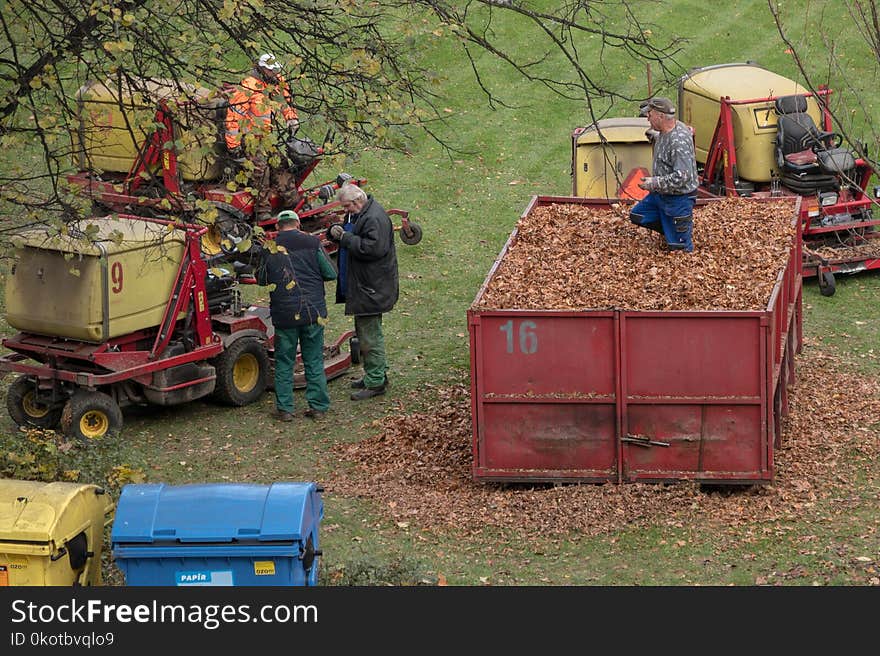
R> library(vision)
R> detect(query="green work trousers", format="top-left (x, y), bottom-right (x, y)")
top-left (355, 314), bottom-right (388, 388)
top-left (274, 324), bottom-right (330, 414)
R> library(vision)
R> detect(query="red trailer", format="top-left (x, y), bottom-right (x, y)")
top-left (468, 196), bottom-right (802, 484)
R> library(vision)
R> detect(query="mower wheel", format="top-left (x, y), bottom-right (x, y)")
top-left (819, 270), bottom-right (836, 297)
top-left (399, 221), bottom-right (423, 246)
top-left (60, 391), bottom-right (122, 442)
top-left (212, 337), bottom-right (269, 406)
top-left (6, 375), bottom-right (63, 430)
top-left (349, 336), bottom-right (361, 365)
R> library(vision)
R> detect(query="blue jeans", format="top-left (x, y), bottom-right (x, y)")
top-left (630, 192), bottom-right (695, 252)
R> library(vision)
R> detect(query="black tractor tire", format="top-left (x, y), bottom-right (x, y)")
top-left (349, 336), bottom-right (361, 365)
top-left (6, 375), bottom-right (63, 430)
top-left (399, 221), bottom-right (423, 246)
top-left (212, 337), bottom-right (270, 406)
top-left (819, 270), bottom-right (836, 297)
top-left (60, 391), bottom-right (123, 442)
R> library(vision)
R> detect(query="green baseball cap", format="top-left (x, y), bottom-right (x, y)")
top-left (276, 210), bottom-right (299, 225)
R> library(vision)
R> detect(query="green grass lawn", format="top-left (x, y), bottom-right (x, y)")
top-left (1, 0), bottom-right (878, 587)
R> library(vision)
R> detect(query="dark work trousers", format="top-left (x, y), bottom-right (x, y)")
top-left (274, 324), bottom-right (330, 414)
top-left (354, 314), bottom-right (387, 389)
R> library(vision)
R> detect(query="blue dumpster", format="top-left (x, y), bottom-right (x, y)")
top-left (111, 482), bottom-right (323, 586)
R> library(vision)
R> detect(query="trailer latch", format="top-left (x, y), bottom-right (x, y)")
top-left (621, 434), bottom-right (670, 448)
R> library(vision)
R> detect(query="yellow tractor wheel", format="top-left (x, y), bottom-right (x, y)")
top-left (60, 391), bottom-right (123, 442)
top-left (6, 375), bottom-right (63, 429)
top-left (212, 337), bottom-right (269, 406)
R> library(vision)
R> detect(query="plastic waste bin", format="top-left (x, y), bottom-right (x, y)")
top-left (0, 479), bottom-right (114, 586)
top-left (111, 482), bottom-right (323, 586)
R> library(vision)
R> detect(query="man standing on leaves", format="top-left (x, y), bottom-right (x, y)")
top-left (256, 210), bottom-right (337, 421)
top-left (327, 183), bottom-right (398, 401)
top-left (629, 96), bottom-right (698, 252)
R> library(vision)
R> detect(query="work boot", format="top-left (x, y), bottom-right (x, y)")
top-left (272, 408), bottom-right (294, 422)
top-left (303, 408), bottom-right (326, 420)
top-left (350, 374), bottom-right (389, 389)
top-left (350, 385), bottom-right (386, 401)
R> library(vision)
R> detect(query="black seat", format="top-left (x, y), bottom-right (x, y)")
top-left (774, 95), bottom-right (856, 195)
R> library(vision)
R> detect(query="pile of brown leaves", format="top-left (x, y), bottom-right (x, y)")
top-left (473, 197), bottom-right (797, 311)
top-left (327, 345), bottom-right (880, 540)
top-left (808, 240), bottom-right (880, 261)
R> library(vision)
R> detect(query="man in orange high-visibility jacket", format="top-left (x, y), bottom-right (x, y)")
top-left (225, 53), bottom-right (299, 218)
top-left (225, 53), bottom-right (299, 152)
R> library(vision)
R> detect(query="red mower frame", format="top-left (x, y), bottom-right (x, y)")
top-left (698, 86), bottom-right (880, 295)
top-left (0, 215), bottom-right (354, 441)
top-left (65, 101), bottom-right (423, 256)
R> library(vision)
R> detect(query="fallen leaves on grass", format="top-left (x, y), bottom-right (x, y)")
top-left (327, 346), bottom-right (880, 541)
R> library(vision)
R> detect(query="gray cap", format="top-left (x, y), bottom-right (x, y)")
top-left (644, 96), bottom-right (675, 116)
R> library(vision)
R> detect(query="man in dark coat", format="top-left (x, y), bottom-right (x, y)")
top-left (256, 210), bottom-right (337, 421)
top-left (328, 183), bottom-right (399, 401)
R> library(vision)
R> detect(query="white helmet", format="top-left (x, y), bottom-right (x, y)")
top-left (257, 53), bottom-right (282, 72)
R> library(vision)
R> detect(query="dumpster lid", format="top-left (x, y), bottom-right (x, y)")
top-left (110, 482), bottom-right (322, 544)
top-left (680, 62), bottom-right (811, 103)
top-left (10, 217), bottom-right (186, 257)
top-left (0, 480), bottom-right (109, 544)
top-left (575, 117), bottom-right (651, 145)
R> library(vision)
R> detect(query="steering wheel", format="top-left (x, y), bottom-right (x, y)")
top-left (813, 132), bottom-right (844, 152)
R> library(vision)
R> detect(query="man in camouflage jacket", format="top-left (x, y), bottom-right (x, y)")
top-left (630, 96), bottom-right (698, 252)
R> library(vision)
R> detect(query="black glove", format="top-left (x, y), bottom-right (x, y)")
top-left (328, 223), bottom-right (344, 241)
top-left (228, 146), bottom-right (246, 163)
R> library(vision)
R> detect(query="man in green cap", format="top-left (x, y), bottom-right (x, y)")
top-left (256, 210), bottom-right (337, 421)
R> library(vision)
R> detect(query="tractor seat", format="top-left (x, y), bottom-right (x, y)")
top-left (774, 94), bottom-right (856, 195)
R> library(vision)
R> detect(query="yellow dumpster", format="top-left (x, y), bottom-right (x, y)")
top-left (5, 217), bottom-right (187, 343)
top-left (571, 117), bottom-right (653, 199)
top-left (72, 77), bottom-right (225, 181)
top-left (0, 480), bottom-right (114, 586)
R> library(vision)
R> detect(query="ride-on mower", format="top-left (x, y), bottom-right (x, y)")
top-left (64, 77), bottom-right (422, 259)
top-left (571, 62), bottom-right (880, 296)
top-left (0, 215), bottom-right (355, 441)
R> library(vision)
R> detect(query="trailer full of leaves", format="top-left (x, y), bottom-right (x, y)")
top-left (467, 196), bottom-right (802, 485)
